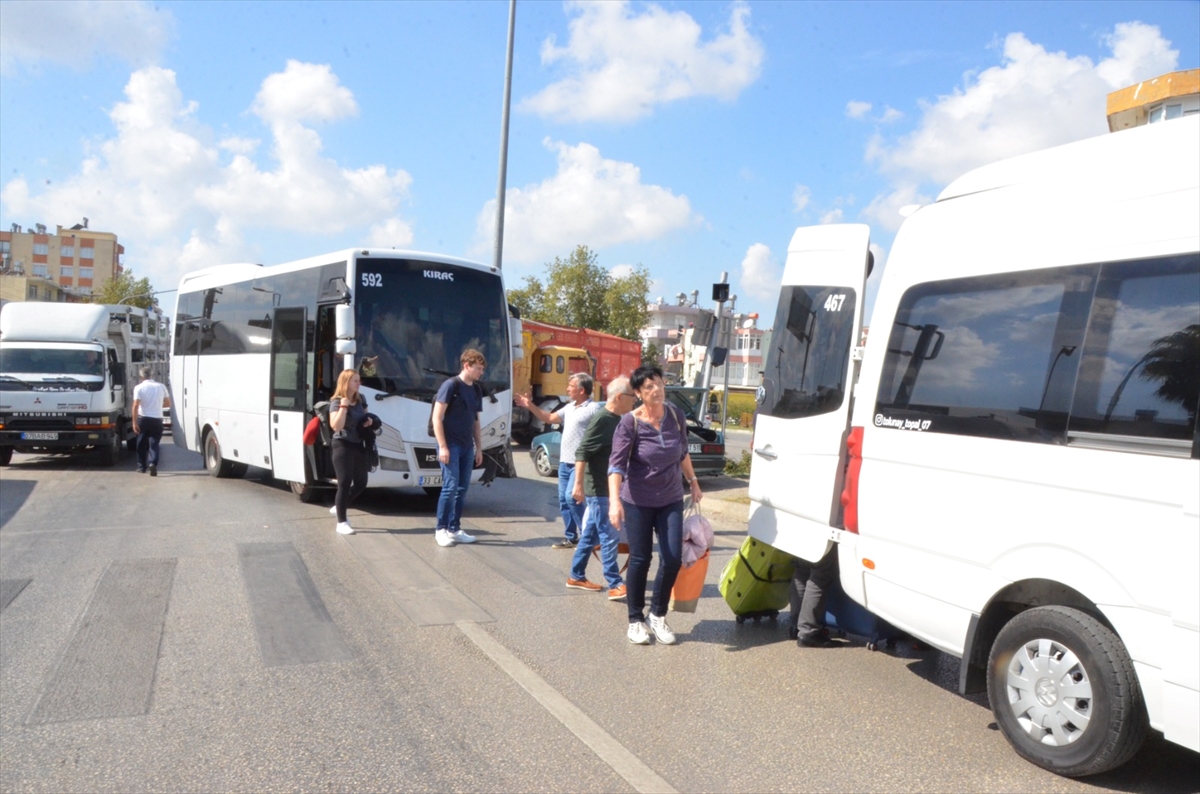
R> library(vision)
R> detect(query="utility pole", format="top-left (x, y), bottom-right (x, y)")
top-left (492, 0), bottom-right (516, 272)
top-left (702, 272), bottom-right (729, 390)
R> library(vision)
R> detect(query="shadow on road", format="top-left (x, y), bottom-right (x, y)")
top-left (0, 478), bottom-right (36, 529)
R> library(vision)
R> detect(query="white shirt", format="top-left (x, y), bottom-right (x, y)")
top-left (133, 379), bottom-right (168, 419)
top-left (560, 399), bottom-right (601, 462)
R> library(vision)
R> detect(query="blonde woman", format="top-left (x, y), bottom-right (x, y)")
top-left (329, 369), bottom-right (373, 535)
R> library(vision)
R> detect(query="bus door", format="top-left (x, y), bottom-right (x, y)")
top-left (173, 312), bottom-right (203, 451)
top-left (269, 306), bottom-right (308, 483)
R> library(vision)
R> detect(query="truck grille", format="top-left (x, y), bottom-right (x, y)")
top-left (413, 447), bottom-right (440, 469)
top-left (5, 418), bottom-right (76, 432)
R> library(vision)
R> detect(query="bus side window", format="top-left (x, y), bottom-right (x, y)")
top-left (539, 354), bottom-right (552, 373)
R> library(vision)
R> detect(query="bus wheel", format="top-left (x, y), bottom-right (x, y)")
top-left (290, 458), bottom-right (319, 502)
top-left (0, 446), bottom-right (12, 466)
top-left (987, 605), bottom-right (1148, 777)
top-left (422, 487), bottom-right (442, 498)
top-left (203, 432), bottom-right (237, 478)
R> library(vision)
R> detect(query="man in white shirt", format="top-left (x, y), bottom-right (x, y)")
top-left (516, 372), bottom-right (600, 548)
top-left (132, 366), bottom-right (169, 476)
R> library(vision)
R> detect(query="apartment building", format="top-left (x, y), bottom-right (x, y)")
top-left (0, 218), bottom-right (123, 299)
top-left (1107, 68), bottom-right (1199, 131)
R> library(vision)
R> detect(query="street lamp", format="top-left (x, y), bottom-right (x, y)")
top-left (117, 288), bottom-right (176, 307)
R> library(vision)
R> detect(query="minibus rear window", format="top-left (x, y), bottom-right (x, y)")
top-left (758, 286), bottom-right (857, 419)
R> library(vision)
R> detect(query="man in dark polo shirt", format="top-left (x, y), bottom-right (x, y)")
top-left (567, 376), bottom-right (635, 600)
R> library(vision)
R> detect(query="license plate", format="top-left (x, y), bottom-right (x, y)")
top-left (419, 475), bottom-right (443, 487)
top-left (21, 432), bottom-right (58, 441)
top-left (688, 443), bottom-right (701, 454)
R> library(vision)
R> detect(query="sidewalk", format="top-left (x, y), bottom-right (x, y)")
top-left (696, 474), bottom-right (750, 531)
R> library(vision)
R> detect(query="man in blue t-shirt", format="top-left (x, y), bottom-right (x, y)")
top-left (431, 348), bottom-right (486, 547)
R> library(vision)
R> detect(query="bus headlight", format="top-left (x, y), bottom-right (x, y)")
top-left (480, 415), bottom-right (508, 444)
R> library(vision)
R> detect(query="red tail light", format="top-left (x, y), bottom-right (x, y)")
top-left (701, 444), bottom-right (723, 454)
top-left (840, 426), bottom-right (864, 534)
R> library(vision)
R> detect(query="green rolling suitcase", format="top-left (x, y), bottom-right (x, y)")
top-left (719, 537), bottom-right (796, 623)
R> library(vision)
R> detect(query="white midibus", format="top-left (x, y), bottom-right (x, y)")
top-left (170, 249), bottom-right (518, 499)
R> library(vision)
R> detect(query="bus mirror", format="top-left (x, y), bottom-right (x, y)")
top-left (335, 339), bottom-right (357, 356)
top-left (510, 318), bottom-right (524, 360)
top-left (335, 305), bottom-right (355, 339)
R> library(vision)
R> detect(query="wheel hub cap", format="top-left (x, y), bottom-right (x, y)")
top-left (1034, 677), bottom-right (1058, 707)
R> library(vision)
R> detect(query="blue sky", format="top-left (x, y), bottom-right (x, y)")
top-left (1, 0), bottom-right (1197, 321)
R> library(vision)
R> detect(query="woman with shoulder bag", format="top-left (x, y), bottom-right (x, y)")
top-left (608, 365), bottom-right (703, 645)
top-left (329, 369), bottom-right (373, 535)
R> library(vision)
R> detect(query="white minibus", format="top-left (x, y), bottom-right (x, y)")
top-left (748, 115), bottom-right (1199, 776)
top-left (170, 249), bottom-right (519, 498)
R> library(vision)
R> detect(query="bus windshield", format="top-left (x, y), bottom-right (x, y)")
top-left (355, 258), bottom-right (511, 396)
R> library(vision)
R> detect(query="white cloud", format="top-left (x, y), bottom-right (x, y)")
top-left (610, 263), bottom-right (636, 279)
top-left (0, 64), bottom-right (412, 289)
top-left (861, 182), bottom-right (932, 233)
top-left (792, 184), bottom-right (811, 213)
top-left (866, 23), bottom-right (1179, 187)
top-left (0, 0), bottom-right (172, 74)
top-left (819, 209), bottom-right (844, 225)
top-left (474, 138), bottom-right (696, 265)
top-left (879, 106), bottom-right (903, 123)
top-left (738, 242), bottom-right (781, 303)
top-left (846, 100), bottom-right (872, 119)
top-left (251, 60), bottom-right (358, 125)
top-left (520, 0), bottom-right (764, 123)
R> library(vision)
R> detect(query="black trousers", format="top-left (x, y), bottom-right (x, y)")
top-left (789, 546), bottom-right (838, 639)
top-left (331, 439), bottom-right (369, 523)
top-left (136, 417), bottom-right (164, 470)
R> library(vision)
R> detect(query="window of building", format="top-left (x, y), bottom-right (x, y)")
top-left (33, 243), bottom-right (48, 255)
top-left (32, 264), bottom-right (48, 277)
top-left (79, 267), bottom-right (93, 279)
top-left (0, 241), bottom-right (10, 253)
top-left (61, 245), bottom-right (74, 258)
top-left (80, 247), bottom-right (94, 260)
top-left (61, 266), bottom-right (74, 278)
top-left (1165, 103), bottom-right (1183, 120)
top-left (27, 284), bottom-right (38, 299)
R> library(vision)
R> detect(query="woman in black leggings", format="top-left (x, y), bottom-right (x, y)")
top-left (329, 369), bottom-right (371, 535)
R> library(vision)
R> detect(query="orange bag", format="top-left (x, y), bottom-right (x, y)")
top-left (669, 549), bottom-right (710, 613)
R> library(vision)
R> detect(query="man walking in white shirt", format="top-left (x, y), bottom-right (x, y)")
top-left (516, 372), bottom-right (600, 548)
top-left (132, 367), bottom-right (169, 476)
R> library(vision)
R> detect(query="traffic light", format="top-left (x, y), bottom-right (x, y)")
top-left (712, 283), bottom-right (729, 302)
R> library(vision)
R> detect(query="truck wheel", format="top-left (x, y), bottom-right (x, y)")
top-left (533, 447), bottom-right (553, 477)
top-left (203, 432), bottom-right (237, 478)
top-left (98, 431), bottom-right (122, 467)
top-left (0, 447), bottom-right (12, 466)
top-left (987, 605), bottom-right (1148, 777)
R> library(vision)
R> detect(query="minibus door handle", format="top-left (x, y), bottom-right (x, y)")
top-left (754, 446), bottom-right (778, 460)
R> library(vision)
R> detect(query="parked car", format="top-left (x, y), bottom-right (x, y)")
top-left (527, 387), bottom-right (726, 478)
top-left (529, 430), bottom-right (561, 477)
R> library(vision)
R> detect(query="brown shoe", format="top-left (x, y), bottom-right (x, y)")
top-left (607, 584), bottom-right (627, 601)
top-left (566, 578), bottom-right (602, 591)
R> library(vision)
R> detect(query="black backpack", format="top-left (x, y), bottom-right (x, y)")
top-left (427, 377), bottom-right (484, 439)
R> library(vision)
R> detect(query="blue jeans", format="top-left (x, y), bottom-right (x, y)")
top-left (436, 443), bottom-right (474, 531)
top-left (557, 461), bottom-right (584, 543)
top-left (622, 500), bottom-right (684, 623)
top-left (136, 417), bottom-right (163, 470)
top-left (570, 496), bottom-right (623, 589)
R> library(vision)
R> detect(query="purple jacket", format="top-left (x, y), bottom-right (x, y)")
top-left (608, 404), bottom-right (688, 508)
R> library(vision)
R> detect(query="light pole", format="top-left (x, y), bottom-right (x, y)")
top-left (117, 288), bottom-right (175, 307)
top-left (492, 0), bottom-right (516, 272)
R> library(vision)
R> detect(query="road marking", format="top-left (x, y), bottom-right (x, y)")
top-left (239, 542), bottom-right (353, 666)
top-left (457, 620), bottom-right (677, 794)
top-left (28, 559), bottom-right (175, 724)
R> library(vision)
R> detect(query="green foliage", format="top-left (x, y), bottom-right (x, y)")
top-left (506, 245), bottom-right (651, 342)
top-left (709, 391), bottom-right (757, 424)
top-left (642, 342), bottom-right (662, 368)
top-left (724, 450), bottom-right (752, 477)
top-left (92, 270), bottom-right (156, 309)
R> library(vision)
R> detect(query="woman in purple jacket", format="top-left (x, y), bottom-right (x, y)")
top-left (608, 365), bottom-right (703, 645)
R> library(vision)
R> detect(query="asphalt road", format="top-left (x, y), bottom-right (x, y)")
top-left (1, 440), bottom-right (1196, 793)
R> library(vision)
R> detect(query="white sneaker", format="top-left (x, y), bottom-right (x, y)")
top-left (627, 620), bottom-right (651, 645)
top-left (451, 529), bottom-right (476, 544)
top-left (648, 614), bottom-right (676, 645)
top-left (329, 505), bottom-right (338, 516)
top-left (335, 522), bottom-right (354, 535)
top-left (435, 529), bottom-right (457, 547)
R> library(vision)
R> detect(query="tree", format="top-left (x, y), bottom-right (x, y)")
top-left (642, 342), bottom-right (662, 368)
top-left (505, 245), bottom-right (651, 342)
top-left (92, 270), bottom-right (157, 309)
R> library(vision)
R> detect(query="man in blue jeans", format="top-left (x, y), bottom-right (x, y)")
top-left (568, 376), bottom-right (635, 599)
top-left (515, 372), bottom-right (599, 548)
top-left (431, 349), bottom-right (486, 547)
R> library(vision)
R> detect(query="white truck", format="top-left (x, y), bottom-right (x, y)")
top-left (0, 303), bottom-right (170, 466)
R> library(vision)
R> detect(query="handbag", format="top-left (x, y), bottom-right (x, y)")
top-left (670, 549), bottom-right (710, 613)
top-left (681, 502), bottom-right (714, 567)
